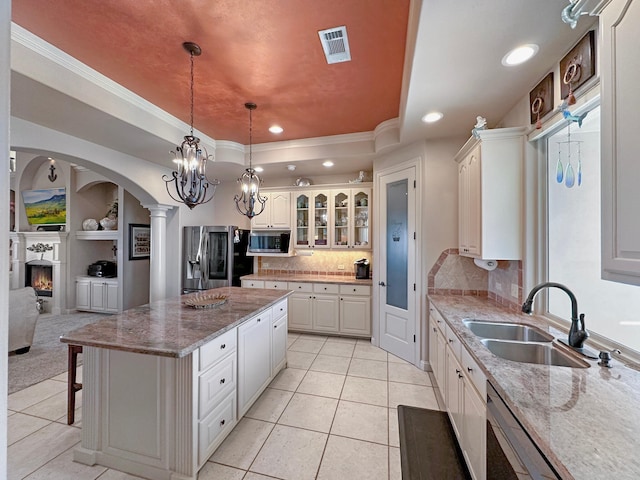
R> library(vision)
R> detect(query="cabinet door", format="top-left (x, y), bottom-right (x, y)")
top-left (445, 347), bottom-right (463, 439)
top-left (339, 295), bottom-right (371, 336)
top-left (601, 0), bottom-right (640, 286)
top-left (90, 281), bottom-right (105, 311)
top-left (458, 161), bottom-right (470, 254)
top-left (352, 188), bottom-right (371, 249)
top-left (331, 189), bottom-right (350, 249)
top-left (428, 319), bottom-right (439, 379)
top-left (466, 149), bottom-right (481, 256)
top-left (294, 193), bottom-right (311, 248)
top-left (105, 281), bottom-right (119, 312)
top-left (272, 314), bottom-right (287, 375)
top-left (270, 192), bottom-right (291, 229)
top-left (288, 293), bottom-right (313, 331)
top-left (312, 294), bottom-right (339, 332)
top-left (76, 279), bottom-right (91, 310)
top-left (312, 192), bottom-right (330, 249)
top-left (462, 380), bottom-right (486, 480)
top-left (237, 311), bottom-right (272, 417)
top-left (435, 328), bottom-right (447, 392)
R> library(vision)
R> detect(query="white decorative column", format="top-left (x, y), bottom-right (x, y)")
top-left (142, 204), bottom-right (172, 302)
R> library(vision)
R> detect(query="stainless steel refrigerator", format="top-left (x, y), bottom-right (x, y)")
top-left (182, 226), bottom-right (253, 292)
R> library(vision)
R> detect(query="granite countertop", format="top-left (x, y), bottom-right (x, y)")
top-left (428, 294), bottom-right (640, 480)
top-left (241, 273), bottom-right (373, 286)
top-left (60, 287), bottom-right (292, 358)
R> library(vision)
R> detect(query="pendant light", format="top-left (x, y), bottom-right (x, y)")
top-left (234, 102), bottom-right (267, 218)
top-left (163, 42), bottom-right (219, 210)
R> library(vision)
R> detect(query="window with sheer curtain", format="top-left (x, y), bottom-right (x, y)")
top-left (546, 106), bottom-right (640, 354)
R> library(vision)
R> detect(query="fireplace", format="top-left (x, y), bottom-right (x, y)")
top-left (26, 261), bottom-right (53, 297)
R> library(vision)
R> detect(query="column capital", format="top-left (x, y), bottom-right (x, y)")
top-left (141, 204), bottom-right (173, 217)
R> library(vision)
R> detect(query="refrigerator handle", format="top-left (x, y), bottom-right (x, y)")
top-left (200, 230), bottom-right (209, 283)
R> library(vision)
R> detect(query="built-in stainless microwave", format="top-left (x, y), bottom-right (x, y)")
top-left (248, 230), bottom-right (291, 254)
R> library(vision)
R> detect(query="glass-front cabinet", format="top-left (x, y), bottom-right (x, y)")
top-left (331, 187), bottom-right (370, 250)
top-left (294, 186), bottom-right (371, 250)
top-left (294, 193), bottom-right (310, 248)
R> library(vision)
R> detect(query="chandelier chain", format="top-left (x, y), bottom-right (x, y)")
top-left (189, 51), bottom-right (194, 137)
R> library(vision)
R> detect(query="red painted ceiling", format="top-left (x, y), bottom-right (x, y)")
top-left (12, 0), bottom-right (409, 145)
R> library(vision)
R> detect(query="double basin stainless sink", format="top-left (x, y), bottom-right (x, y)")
top-left (463, 320), bottom-right (589, 368)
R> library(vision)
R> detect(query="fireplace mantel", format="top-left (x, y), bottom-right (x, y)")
top-left (10, 231), bottom-right (69, 314)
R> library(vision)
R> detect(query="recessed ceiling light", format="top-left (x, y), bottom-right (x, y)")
top-left (254, 166), bottom-right (264, 173)
top-left (502, 44), bottom-right (539, 66)
top-left (287, 164), bottom-right (296, 171)
top-left (269, 125), bottom-right (284, 134)
top-left (421, 112), bottom-right (444, 123)
top-left (323, 160), bottom-right (334, 167)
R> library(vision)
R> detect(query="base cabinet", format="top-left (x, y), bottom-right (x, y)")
top-left (429, 302), bottom-right (486, 480)
top-left (76, 276), bottom-right (118, 313)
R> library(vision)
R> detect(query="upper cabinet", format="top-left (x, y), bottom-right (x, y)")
top-left (251, 191), bottom-right (291, 229)
top-left (455, 127), bottom-right (525, 260)
top-left (292, 185), bottom-right (372, 251)
top-left (600, 0), bottom-right (640, 286)
top-left (331, 188), bottom-right (371, 250)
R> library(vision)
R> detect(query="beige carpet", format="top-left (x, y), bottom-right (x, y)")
top-left (8, 311), bottom-right (107, 394)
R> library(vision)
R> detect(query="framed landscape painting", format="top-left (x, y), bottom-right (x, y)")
top-left (21, 188), bottom-right (66, 225)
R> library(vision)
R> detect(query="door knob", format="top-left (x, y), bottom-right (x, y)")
top-left (378, 281), bottom-right (386, 287)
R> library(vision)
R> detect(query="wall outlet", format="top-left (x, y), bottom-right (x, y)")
top-left (337, 264), bottom-right (345, 270)
top-left (511, 283), bottom-right (519, 298)
top-left (495, 282), bottom-right (502, 292)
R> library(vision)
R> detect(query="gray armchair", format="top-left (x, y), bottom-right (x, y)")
top-left (9, 287), bottom-right (40, 354)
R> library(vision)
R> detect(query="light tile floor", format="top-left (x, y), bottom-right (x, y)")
top-left (7, 334), bottom-right (445, 480)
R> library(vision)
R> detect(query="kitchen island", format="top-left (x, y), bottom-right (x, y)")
top-left (60, 286), bottom-right (291, 480)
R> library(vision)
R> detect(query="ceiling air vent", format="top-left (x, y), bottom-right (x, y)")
top-left (318, 26), bottom-right (351, 64)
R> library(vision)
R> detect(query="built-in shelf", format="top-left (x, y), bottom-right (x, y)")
top-left (76, 230), bottom-right (118, 240)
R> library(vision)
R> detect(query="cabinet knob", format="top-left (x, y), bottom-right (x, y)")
top-left (448, 338), bottom-right (454, 343)
top-left (455, 369), bottom-right (461, 374)
top-left (220, 378), bottom-right (225, 384)
top-left (220, 344), bottom-right (226, 349)
top-left (458, 373), bottom-right (464, 379)
top-left (432, 327), bottom-right (437, 332)
top-left (257, 318), bottom-right (261, 322)
top-left (220, 419), bottom-right (226, 426)
top-left (467, 367), bottom-right (473, 373)
top-left (274, 325), bottom-right (278, 329)
top-left (353, 288), bottom-right (356, 292)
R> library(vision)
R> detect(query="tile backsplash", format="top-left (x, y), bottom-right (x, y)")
top-left (258, 250), bottom-right (372, 277)
top-left (428, 248), bottom-right (522, 311)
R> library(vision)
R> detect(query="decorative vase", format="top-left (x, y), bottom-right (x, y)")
top-left (99, 217), bottom-right (117, 230)
top-left (82, 218), bottom-right (99, 231)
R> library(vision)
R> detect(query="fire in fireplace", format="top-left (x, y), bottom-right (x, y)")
top-left (26, 261), bottom-right (53, 297)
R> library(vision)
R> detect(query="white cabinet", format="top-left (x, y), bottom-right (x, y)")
top-left (237, 309), bottom-right (273, 417)
top-left (339, 284), bottom-right (371, 336)
top-left (241, 279), bottom-right (265, 289)
top-left (331, 188), bottom-right (371, 249)
top-left (272, 301), bottom-right (288, 373)
top-left (76, 276), bottom-right (118, 313)
top-left (454, 127), bottom-right (525, 260)
top-left (294, 191), bottom-right (331, 249)
top-left (288, 282), bottom-right (314, 331)
top-left (287, 283), bottom-right (339, 333)
top-left (251, 191), bottom-right (291, 229)
top-left (429, 302), bottom-right (486, 480)
top-left (600, 0), bottom-right (640, 286)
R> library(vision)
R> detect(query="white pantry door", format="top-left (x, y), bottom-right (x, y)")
top-left (377, 166), bottom-right (417, 363)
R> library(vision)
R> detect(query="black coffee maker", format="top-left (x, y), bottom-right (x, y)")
top-left (354, 258), bottom-right (370, 279)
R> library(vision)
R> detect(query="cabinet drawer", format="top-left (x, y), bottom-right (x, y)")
top-left (288, 282), bottom-right (313, 293)
top-left (339, 284), bottom-right (371, 296)
top-left (429, 305), bottom-right (446, 335)
top-left (272, 299), bottom-right (288, 319)
top-left (265, 281), bottom-right (289, 290)
top-left (445, 324), bottom-right (462, 359)
top-left (198, 393), bottom-right (236, 464)
top-left (199, 329), bottom-right (236, 372)
top-left (314, 283), bottom-right (339, 294)
top-left (242, 280), bottom-right (264, 289)
top-left (461, 347), bottom-right (486, 399)
top-left (199, 354), bottom-right (236, 418)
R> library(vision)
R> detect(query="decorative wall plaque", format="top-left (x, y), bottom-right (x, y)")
top-left (529, 72), bottom-right (554, 127)
top-left (560, 30), bottom-right (596, 103)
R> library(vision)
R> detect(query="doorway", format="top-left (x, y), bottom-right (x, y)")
top-left (375, 164), bottom-right (418, 363)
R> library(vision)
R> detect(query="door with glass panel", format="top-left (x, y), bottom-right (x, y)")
top-left (378, 167), bottom-right (416, 363)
